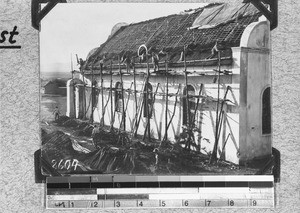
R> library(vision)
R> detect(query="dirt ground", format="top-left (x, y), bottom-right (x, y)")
top-left (40, 115), bottom-right (271, 176)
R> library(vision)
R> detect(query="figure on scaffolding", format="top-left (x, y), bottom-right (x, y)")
top-left (53, 106), bottom-right (60, 121)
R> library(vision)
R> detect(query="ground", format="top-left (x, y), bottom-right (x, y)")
top-left (40, 114), bottom-right (270, 176)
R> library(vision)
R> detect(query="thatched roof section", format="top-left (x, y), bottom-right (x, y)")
top-left (44, 79), bottom-right (67, 87)
top-left (83, 2), bottom-right (261, 71)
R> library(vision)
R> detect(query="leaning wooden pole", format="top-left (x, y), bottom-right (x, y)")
top-left (81, 62), bottom-right (86, 119)
top-left (133, 61), bottom-right (138, 115)
top-left (118, 83), bottom-right (133, 133)
top-left (119, 55), bottom-right (126, 131)
top-left (210, 50), bottom-right (221, 163)
top-left (100, 61), bottom-right (104, 126)
top-left (162, 86), bottom-right (181, 143)
top-left (164, 55), bottom-right (169, 141)
top-left (110, 60), bottom-right (114, 129)
top-left (90, 60), bottom-right (95, 123)
top-left (216, 86), bottom-right (230, 145)
top-left (192, 84), bottom-right (203, 152)
top-left (145, 50), bottom-right (151, 141)
top-left (71, 55), bottom-right (76, 119)
top-left (133, 76), bottom-right (147, 137)
top-left (192, 84), bottom-right (203, 124)
top-left (143, 83), bottom-right (159, 141)
top-left (183, 46), bottom-right (190, 128)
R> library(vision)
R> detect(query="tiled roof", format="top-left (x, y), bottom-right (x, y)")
top-left (84, 3), bottom-right (261, 71)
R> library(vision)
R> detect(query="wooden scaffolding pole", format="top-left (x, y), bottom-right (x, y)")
top-left (164, 55), bottom-right (169, 141)
top-left (192, 84), bottom-right (203, 152)
top-left (145, 49), bottom-right (151, 141)
top-left (133, 61), bottom-right (138, 115)
top-left (183, 45), bottom-right (192, 150)
top-left (133, 76), bottom-right (147, 137)
top-left (162, 85), bottom-right (180, 143)
top-left (90, 60), bottom-right (95, 123)
top-left (143, 83), bottom-right (159, 141)
top-left (183, 46), bottom-right (190, 128)
top-left (71, 54), bottom-right (76, 119)
top-left (100, 61), bottom-right (104, 126)
top-left (210, 50), bottom-right (221, 163)
top-left (118, 83), bottom-right (133, 133)
top-left (119, 55), bottom-right (126, 131)
top-left (110, 60), bottom-right (114, 129)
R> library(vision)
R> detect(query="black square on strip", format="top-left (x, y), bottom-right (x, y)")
top-left (205, 182), bottom-right (226, 187)
top-left (98, 194), bottom-right (106, 200)
top-left (249, 181), bottom-right (273, 188)
top-left (113, 182), bottom-right (136, 188)
top-left (136, 182), bottom-right (159, 187)
top-left (70, 182), bottom-right (90, 188)
top-left (159, 182), bottom-right (182, 187)
top-left (91, 182), bottom-right (114, 188)
top-left (181, 182), bottom-right (205, 187)
top-left (47, 183), bottom-right (69, 189)
top-left (226, 182), bottom-right (249, 187)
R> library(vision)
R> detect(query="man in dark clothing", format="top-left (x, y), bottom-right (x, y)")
top-left (53, 106), bottom-right (60, 121)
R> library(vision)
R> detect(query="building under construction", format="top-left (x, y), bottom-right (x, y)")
top-left (66, 2), bottom-right (272, 166)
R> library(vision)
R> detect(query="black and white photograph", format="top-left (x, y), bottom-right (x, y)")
top-left (39, 2), bottom-right (277, 176)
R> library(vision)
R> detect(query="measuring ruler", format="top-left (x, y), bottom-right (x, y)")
top-left (46, 175), bottom-right (274, 209)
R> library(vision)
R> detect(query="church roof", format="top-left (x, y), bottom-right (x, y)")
top-left (83, 2), bottom-right (261, 72)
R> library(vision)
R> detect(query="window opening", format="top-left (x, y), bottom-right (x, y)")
top-left (115, 82), bottom-right (123, 112)
top-left (262, 87), bottom-right (271, 134)
top-left (182, 85), bottom-right (196, 126)
top-left (143, 83), bottom-right (153, 118)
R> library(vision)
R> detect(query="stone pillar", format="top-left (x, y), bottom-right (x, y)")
top-left (66, 79), bottom-right (75, 118)
top-left (238, 20), bottom-right (272, 164)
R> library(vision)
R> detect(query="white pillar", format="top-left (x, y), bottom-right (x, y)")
top-left (66, 79), bottom-right (75, 118)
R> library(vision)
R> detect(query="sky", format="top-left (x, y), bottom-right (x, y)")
top-left (40, 3), bottom-right (207, 75)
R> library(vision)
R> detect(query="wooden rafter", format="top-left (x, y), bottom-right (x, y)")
top-left (243, 0), bottom-right (278, 30)
top-left (31, 0), bottom-right (67, 30)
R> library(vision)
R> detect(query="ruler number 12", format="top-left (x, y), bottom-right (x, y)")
top-left (91, 201), bottom-right (99, 208)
